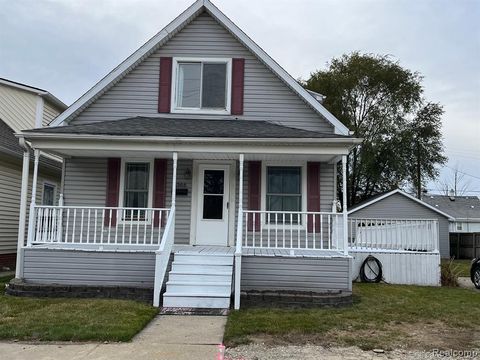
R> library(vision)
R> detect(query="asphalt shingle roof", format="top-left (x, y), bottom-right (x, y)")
top-left (422, 195), bottom-right (480, 219)
top-left (23, 116), bottom-right (351, 139)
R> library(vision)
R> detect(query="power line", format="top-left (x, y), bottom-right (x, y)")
top-left (444, 165), bottom-right (480, 181)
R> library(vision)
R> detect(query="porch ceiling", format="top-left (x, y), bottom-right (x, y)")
top-left (36, 148), bottom-right (340, 162)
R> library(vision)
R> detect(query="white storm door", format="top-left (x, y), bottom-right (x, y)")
top-left (195, 165), bottom-right (230, 246)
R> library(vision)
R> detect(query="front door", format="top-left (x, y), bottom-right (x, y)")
top-left (195, 164), bottom-right (230, 246)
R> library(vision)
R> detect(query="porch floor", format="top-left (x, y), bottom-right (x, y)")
top-left (27, 244), bottom-right (346, 258)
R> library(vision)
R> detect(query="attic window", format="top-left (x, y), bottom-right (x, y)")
top-left (172, 58), bottom-right (231, 114)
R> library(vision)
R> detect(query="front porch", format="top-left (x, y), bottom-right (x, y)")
top-left (15, 122), bottom-right (356, 309)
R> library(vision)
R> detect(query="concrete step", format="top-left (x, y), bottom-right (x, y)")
top-left (166, 281), bottom-right (231, 295)
top-left (163, 293), bottom-right (230, 308)
top-left (173, 254), bottom-right (233, 265)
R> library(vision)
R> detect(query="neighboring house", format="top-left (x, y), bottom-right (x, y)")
top-left (348, 189), bottom-right (453, 258)
top-left (0, 78), bottom-right (66, 269)
top-left (12, 0), bottom-right (362, 309)
top-left (423, 194), bottom-right (480, 259)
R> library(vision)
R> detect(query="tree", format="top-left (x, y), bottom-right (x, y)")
top-left (403, 102), bottom-right (447, 198)
top-left (437, 164), bottom-right (471, 196)
top-left (304, 52), bottom-right (447, 205)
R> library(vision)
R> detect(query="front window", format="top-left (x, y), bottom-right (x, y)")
top-left (266, 166), bottom-right (302, 223)
top-left (123, 162), bottom-right (150, 220)
top-left (42, 183), bottom-right (55, 205)
top-left (174, 59), bottom-right (230, 112)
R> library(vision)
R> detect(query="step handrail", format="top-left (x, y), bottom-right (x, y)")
top-left (153, 207), bottom-right (175, 307)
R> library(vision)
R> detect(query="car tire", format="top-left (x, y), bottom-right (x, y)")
top-left (471, 263), bottom-right (480, 289)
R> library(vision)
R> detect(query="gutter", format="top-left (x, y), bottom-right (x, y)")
top-left (17, 131), bottom-right (362, 146)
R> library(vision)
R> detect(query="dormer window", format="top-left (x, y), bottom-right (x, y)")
top-left (171, 58), bottom-right (231, 114)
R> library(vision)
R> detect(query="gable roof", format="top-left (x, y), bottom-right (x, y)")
top-left (24, 116), bottom-right (353, 139)
top-left (49, 0), bottom-right (350, 135)
top-left (422, 195), bottom-right (480, 221)
top-left (348, 189), bottom-right (454, 220)
top-left (0, 78), bottom-right (67, 110)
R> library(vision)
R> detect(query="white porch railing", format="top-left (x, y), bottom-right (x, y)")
top-left (28, 205), bottom-right (170, 247)
top-left (153, 207), bottom-right (175, 307)
top-left (348, 218), bottom-right (439, 252)
top-left (242, 210), bottom-right (346, 251)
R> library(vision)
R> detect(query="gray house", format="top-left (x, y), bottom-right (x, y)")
top-left (12, 0), bottom-right (361, 310)
top-left (0, 78), bottom-right (66, 269)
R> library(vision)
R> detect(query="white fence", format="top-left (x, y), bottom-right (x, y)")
top-left (242, 210), bottom-right (345, 251)
top-left (29, 205), bottom-right (170, 247)
top-left (348, 218), bottom-right (439, 252)
top-left (350, 251), bottom-right (441, 286)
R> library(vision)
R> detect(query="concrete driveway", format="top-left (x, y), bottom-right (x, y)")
top-left (0, 315), bottom-right (227, 360)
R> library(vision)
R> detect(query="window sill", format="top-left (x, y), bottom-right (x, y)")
top-left (171, 108), bottom-right (231, 115)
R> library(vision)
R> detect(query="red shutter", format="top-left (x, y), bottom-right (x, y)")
top-left (307, 162), bottom-right (321, 233)
top-left (153, 159), bottom-right (168, 227)
top-left (247, 161), bottom-right (261, 231)
top-left (158, 57), bottom-right (172, 113)
top-left (231, 58), bottom-right (245, 115)
top-left (104, 158), bottom-right (121, 227)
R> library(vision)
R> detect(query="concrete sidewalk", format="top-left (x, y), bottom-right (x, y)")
top-left (0, 315), bottom-right (227, 360)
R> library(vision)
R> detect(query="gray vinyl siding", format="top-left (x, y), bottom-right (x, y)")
top-left (165, 159), bottom-right (192, 244)
top-left (23, 248), bottom-right (155, 287)
top-left (71, 12), bottom-right (333, 133)
top-left (241, 255), bottom-right (351, 293)
top-left (63, 158), bottom-right (107, 206)
top-left (349, 193), bottom-right (451, 258)
top-left (0, 157), bottom-right (60, 254)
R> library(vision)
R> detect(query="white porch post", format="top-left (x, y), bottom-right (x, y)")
top-left (342, 155), bottom-right (348, 255)
top-left (15, 148), bottom-right (30, 278)
top-left (26, 150), bottom-right (40, 248)
top-left (171, 152), bottom-right (178, 207)
top-left (57, 159), bottom-right (66, 242)
top-left (234, 153), bottom-right (244, 310)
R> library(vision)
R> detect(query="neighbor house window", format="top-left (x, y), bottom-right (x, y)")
top-left (173, 58), bottom-right (230, 113)
top-left (266, 166), bottom-right (302, 223)
top-left (42, 183), bottom-right (55, 205)
top-left (122, 162), bottom-right (151, 220)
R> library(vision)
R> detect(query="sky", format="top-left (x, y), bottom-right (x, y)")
top-left (1, 0), bottom-right (479, 194)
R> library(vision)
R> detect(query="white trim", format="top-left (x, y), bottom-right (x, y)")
top-left (20, 132), bottom-right (361, 146)
top-left (189, 160), bottom-right (236, 246)
top-left (171, 57), bottom-right (232, 115)
top-left (348, 189), bottom-right (455, 220)
top-left (48, 0), bottom-right (350, 135)
top-left (260, 161), bottom-right (307, 229)
top-left (118, 158), bottom-right (155, 224)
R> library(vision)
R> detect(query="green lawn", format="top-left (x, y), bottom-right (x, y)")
top-left (0, 275), bottom-right (158, 341)
top-left (225, 283), bottom-right (480, 350)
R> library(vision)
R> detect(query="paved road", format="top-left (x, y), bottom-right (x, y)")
top-left (0, 315), bottom-right (226, 360)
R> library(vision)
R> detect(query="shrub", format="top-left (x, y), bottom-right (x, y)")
top-left (441, 258), bottom-right (461, 287)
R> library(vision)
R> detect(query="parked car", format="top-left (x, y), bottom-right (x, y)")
top-left (471, 258), bottom-right (480, 289)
